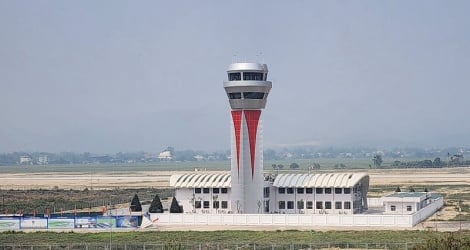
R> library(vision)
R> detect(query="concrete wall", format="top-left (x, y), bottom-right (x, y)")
top-left (367, 198), bottom-right (383, 208)
top-left (151, 197), bottom-right (444, 228)
top-left (150, 213), bottom-right (415, 228)
top-left (412, 197), bottom-right (444, 226)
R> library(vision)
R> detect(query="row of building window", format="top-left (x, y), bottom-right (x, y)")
top-left (278, 187), bottom-right (351, 194)
top-left (278, 201), bottom-right (352, 210)
top-left (195, 187), bottom-right (352, 195)
top-left (228, 72), bottom-right (265, 81)
top-left (195, 200), bottom-right (228, 209)
top-left (195, 188), bottom-right (228, 194)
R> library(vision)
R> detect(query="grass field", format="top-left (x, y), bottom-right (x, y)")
top-left (1, 230), bottom-right (468, 245)
top-left (0, 188), bottom-right (172, 215)
top-left (0, 158), bottom-right (390, 174)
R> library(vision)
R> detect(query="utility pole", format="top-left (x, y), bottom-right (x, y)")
top-left (108, 196), bottom-right (113, 250)
top-left (458, 200), bottom-right (462, 233)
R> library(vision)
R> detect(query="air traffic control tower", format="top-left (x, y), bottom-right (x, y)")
top-left (224, 63), bottom-right (272, 214)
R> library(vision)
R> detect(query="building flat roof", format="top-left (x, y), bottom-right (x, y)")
top-left (386, 192), bottom-right (427, 198)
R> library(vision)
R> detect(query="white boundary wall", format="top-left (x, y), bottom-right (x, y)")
top-left (412, 197), bottom-right (444, 225)
top-left (150, 197), bottom-right (443, 228)
top-left (151, 213), bottom-right (414, 228)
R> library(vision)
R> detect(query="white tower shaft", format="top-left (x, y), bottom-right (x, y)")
top-left (230, 110), bottom-right (264, 213)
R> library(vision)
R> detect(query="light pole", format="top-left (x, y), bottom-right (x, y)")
top-left (108, 194), bottom-right (116, 250)
top-left (458, 200), bottom-right (462, 233)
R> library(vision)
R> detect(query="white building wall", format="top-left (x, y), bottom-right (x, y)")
top-left (175, 188), bottom-right (232, 214)
top-left (384, 201), bottom-right (418, 214)
top-left (382, 193), bottom-right (427, 214)
top-left (367, 198), bottom-right (384, 208)
top-left (270, 187), bottom-right (356, 215)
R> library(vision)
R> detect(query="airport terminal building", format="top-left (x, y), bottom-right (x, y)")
top-left (170, 172), bottom-right (370, 215)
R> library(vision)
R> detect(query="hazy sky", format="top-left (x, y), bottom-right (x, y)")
top-left (1, 1), bottom-right (470, 153)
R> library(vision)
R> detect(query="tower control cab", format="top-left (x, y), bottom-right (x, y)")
top-left (223, 63), bottom-right (272, 110)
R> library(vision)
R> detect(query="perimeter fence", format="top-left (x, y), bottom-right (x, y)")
top-left (0, 242), bottom-right (425, 250)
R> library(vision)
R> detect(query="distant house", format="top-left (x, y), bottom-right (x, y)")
top-left (19, 155), bottom-right (32, 165)
top-left (194, 155), bottom-right (204, 161)
top-left (38, 155), bottom-right (48, 165)
top-left (158, 150), bottom-right (172, 161)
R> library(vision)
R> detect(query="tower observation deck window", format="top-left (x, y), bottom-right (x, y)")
top-left (243, 92), bottom-right (265, 99)
top-left (228, 72), bottom-right (241, 81)
top-left (228, 93), bottom-right (242, 99)
top-left (243, 72), bottom-right (264, 81)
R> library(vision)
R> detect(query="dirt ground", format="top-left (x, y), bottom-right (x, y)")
top-left (1, 168), bottom-right (469, 190)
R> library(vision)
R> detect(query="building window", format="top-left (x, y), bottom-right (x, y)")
top-left (391, 205), bottom-right (396, 211)
top-left (243, 72), bottom-right (264, 81)
top-left (279, 201), bottom-right (286, 209)
top-left (221, 201), bottom-right (228, 209)
top-left (407, 206), bottom-right (412, 211)
top-left (203, 201), bottom-right (210, 209)
top-left (335, 202), bottom-right (342, 209)
top-left (264, 187), bottom-right (270, 198)
top-left (316, 188), bottom-right (323, 194)
top-left (344, 188), bottom-right (351, 194)
top-left (287, 188), bottom-right (294, 194)
top-left (325, 201), bottom-right (332, 209)
top-left (213, 188), bottom-right (219, 194)
top-left (243, 92), bottom-right (265, 99)
top-left (344, 201), bottom-right (351, 209)
top-left (228, 92), bottom-right (242, 99)
top-left (325, 188), bottom-right (332, 194)
top-left (297, 188), bottom-right (304, 194)
top-left (297, 201), bottom-right (304, 209)
top-left (287, 201), bottom-right (294, 209)
top-left (316, 201), bottom-right (323, 209)
top-left (203, 188), bottom-right (210, 194)
top-left (221, 188), bottom-right (228, 194)
top-left (279, 188), bottom-right (285, 194)
top-left (195, 188), bottom-right (201, 194)
top-left (195, 201), bottom-right (201, 209)
top-left (228, 72), bottom-right (241, 81)
top-left (335, 188), bottom-right (342, 194)
top-left (306, 188), bottom-right (313, 194)
top-left (213, 201), bottom-right (220, 209)
top-left (306, 201), bottom-right (313, 209)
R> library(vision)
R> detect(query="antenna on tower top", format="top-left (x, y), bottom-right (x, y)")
top-left (255, 52), bottom-right (264, 63)
top-left (232, 53), bottom-right (238, 63)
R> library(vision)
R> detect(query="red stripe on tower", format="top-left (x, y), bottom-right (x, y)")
top-left (231, 111), bottom-right (242, 177)
top-left (244, 110), bottom-right (261, 179)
